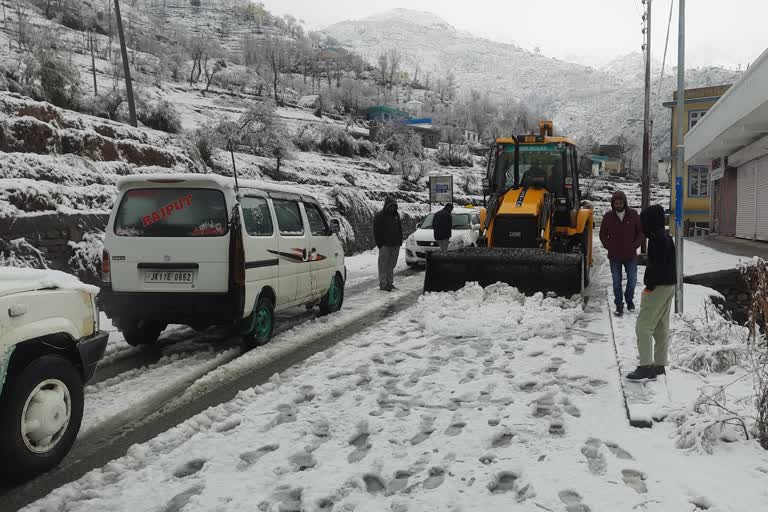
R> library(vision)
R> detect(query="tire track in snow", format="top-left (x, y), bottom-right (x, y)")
top-left (0, 275), bottom-right (423, 512)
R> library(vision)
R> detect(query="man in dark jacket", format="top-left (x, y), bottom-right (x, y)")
top-left (373, 197), bottom-right (403, 291)
top-left (627, 204), bottom-right (677, 381)
top-left (432, 203), bottom-right (453, 251)
top-left (599, 190), bottom-right (643, 316)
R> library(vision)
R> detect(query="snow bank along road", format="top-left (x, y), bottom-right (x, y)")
top-left (0, 261), bottom-right (419, 511)
top-left (17, 253), bottom-right (768, 512)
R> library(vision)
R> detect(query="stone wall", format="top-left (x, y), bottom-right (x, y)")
top-left (1, 212), bottom-right (109, 273)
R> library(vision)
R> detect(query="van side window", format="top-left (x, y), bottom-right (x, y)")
top-left (304, 203), bottom-right (330, 236)
top-left (273, 199), bottom-right (305, 236)
top-left (241, 197), bottom-right (274, 237)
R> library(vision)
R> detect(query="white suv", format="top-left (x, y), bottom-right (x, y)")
top-left (99, 174), bottom-right (346, 348)
top-left (0, 268), bottom-right (108, 482)
top-left (405, 207), bottom-right (483, 266)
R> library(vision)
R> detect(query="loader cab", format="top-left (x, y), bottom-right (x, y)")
top-left (490, 139), bottom-right (581, 229)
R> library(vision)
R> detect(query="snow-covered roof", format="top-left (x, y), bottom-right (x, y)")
top-left (686, 48), bottom-right (768, 163)
top-left (116, 174), bottom-right (309, 198)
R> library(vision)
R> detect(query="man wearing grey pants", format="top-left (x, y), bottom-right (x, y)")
top-left (373, 197), bottom-right (403, 291)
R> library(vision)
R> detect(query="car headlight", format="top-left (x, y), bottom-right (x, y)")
top-left (407, 235), bottom-right (415, 244)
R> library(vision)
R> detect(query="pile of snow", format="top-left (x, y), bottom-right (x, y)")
top-left (0, 267), bottom-right (99, 294)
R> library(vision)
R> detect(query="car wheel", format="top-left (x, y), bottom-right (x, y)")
top-left (243, 297), bottom-right (275, 350)
top-left (0, 355), bottom-right (84, 483)
top-left (121, 321), bottom-right (165, 347)
top-left (319, 274), bottom-right (345, 316)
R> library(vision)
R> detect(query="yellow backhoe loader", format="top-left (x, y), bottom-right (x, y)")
top-left (424, 121), bottom-right (594, 296)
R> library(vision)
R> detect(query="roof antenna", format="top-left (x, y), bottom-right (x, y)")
top-left (227, 139), bottom-right (240, 197)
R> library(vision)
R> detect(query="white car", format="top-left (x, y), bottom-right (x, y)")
top-left (99, 174), bottom-right (346, 349)
top-left (0, 268), bottom-right (108, 482)
top-left (405, 207), bottom-right (483, 266)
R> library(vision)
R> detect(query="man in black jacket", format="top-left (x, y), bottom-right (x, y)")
top-left (373, 197), bottom-right (403, 291)
top-left (627, 204), bottom-right (677, 381)
top-left (432, 203), bottom-right (453, 251)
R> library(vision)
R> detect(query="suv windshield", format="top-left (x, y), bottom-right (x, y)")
top-left (115, 188), bottom-right (228, 237)
top-left (420, 213), bottom-right (473, 230)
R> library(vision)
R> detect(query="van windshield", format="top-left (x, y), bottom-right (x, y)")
top-left (114, 188), bottom-right (229, 237)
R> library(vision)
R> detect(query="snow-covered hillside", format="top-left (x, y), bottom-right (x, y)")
top-left (324, 9), bottom-right (743, 156)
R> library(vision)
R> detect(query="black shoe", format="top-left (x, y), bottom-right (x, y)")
top-left (653, 366), bottom-right (666, 376)
top-left (384, 284), bottom-right (393, 292)
top-left (626, 366), bottom-right (657, 381)
top-left (614, 307), bottom-right (624, 317)
top-left (627, 303), bottom-right (635, 312)
top-left (390, 284), bottom-right (398, 290)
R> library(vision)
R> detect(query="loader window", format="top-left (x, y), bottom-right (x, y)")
top-left (498, 144), bottom-right (565, 196)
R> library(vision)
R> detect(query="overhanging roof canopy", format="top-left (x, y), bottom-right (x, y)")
top-left (686, 48), bottom-right (768, 164)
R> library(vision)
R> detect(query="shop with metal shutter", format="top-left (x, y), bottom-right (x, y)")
top-left (755, 155), bottom-right (768, 240)
top-left (735, 160), bottom-right (757, 239)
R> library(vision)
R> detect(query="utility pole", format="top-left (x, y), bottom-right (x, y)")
top-left (113, 0), bottom-right (136, 126)
top-left (675, 0), bottom-right (685, 313)
top-left (89, 29), bottom-right (98, 96)
top-left (641, 0), bottom-right (652, 212)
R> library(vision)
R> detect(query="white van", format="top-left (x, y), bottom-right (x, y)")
top-left (99, 174), bottom-right (346, 348)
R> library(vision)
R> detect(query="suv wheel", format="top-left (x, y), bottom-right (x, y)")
top-left (319, 274), bottom-right (344, 316)
top-left (0, 355), bottom-right (84, 482)
top-left (242, 297), bottom-right (275, 350)
top-left (122, 321), bottom-right (165, 347)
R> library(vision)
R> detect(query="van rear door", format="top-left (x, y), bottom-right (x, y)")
top-left (108, 186), bottom-right (231, 293)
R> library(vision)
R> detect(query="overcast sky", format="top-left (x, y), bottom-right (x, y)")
top-left (264, 0), bottom-right (764, 70)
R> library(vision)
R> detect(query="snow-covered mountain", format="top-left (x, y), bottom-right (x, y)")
top-left (325, 9), bottom-right (742, 156)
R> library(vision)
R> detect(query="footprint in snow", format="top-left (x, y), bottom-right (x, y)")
top-left (410, 428), bottom-right (435, 445)
top-left (487, 471), bottom-right (518, 494)
top-left (348, 430), bottom-right (371, 463)
top-left (559, 489), bottom-right (592, 512)
top-left (293, 385), bottom-right (316, 404)
top-left (548, 416), bottom-right (566, 436)
top-left (387, 470), bottom-right (412, 494)
top-left (423, 467), bottom-right (446, 490)
top-left (264, 404), bottom-right (297, 431)
top-left (363, 474), bottom-right (386, 494)
top-left (491, 428), bottom-right (514, 448)
top-left (580, 438), bottom-right (607, 476)
top-left (289, 450), bottom-right (317, 472)
top-left (239, 444), bottom-right (278, 468)
top-left (574, 342), bottom-right (587, 355)
top-left (173, 458), bottom-right (206, 478)
top-left (162, 484), bottom-right (204, 512)
top-left (621, 469), bottom-right (648, 494)
top-left (459, 370), bottom-right (476, 384)
top-left (445, 420), bottom-right (466, 437)
top-left (605, 441), bottom-right (633, 460)
top-left (263, 485), bottom-right (303, 512)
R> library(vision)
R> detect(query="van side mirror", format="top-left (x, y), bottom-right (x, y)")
top-left (330, 218), bottom-right (341, 234)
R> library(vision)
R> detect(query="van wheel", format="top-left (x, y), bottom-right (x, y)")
top-left (122, 321), bottom-right (165, 347)
top-left (0, 355), bottom-right (84, 483)
top-left (319, 274), bottom-right (344, 316)
top-left (243, 298), bottom-right (274, 350)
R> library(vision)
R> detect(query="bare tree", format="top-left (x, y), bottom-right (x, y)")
top-left (263, 37), bottom-right (288, 104)
top-left (387, 48), bottom-right (401, 90)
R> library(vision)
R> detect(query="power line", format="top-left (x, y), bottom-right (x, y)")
top-left (657, 0), bottom-right (675, 99)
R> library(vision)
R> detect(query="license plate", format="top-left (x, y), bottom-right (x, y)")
top-left (144, 270), bottom-right (194, 284)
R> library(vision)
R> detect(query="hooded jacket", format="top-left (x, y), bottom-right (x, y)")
top-left (599, 190), bottom-right (643, 262)
top-left (373, 197), bottom-right (403, 247)
top-left (641, 205), bottom-right (677, 290)
top-left (432, 205), bottom-right (453, 241)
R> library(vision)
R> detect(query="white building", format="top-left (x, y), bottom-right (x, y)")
top-left (686, 48), bottom-right (768, 239)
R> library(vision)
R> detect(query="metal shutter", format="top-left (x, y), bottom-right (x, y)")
top-left (736, 160), bottom-right (757, 239)
top-left (756, 155), bottom-right (768, 241)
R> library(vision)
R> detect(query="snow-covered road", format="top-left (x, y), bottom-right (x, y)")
top-left (19, 244), bottom-right (768, 512)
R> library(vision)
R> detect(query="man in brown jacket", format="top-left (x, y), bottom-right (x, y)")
top-left (599, 190), bottom-right (643, 317)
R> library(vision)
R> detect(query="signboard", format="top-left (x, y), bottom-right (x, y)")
top-left (710, 166), bottom-right (724, 181)
top-left (429, 176), bottom-right (453, 205)
top-left (675, 176), bottom-right (683, 228)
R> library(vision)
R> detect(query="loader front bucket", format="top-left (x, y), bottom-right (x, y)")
top-left (424, 247), bottom-right (584, 297)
